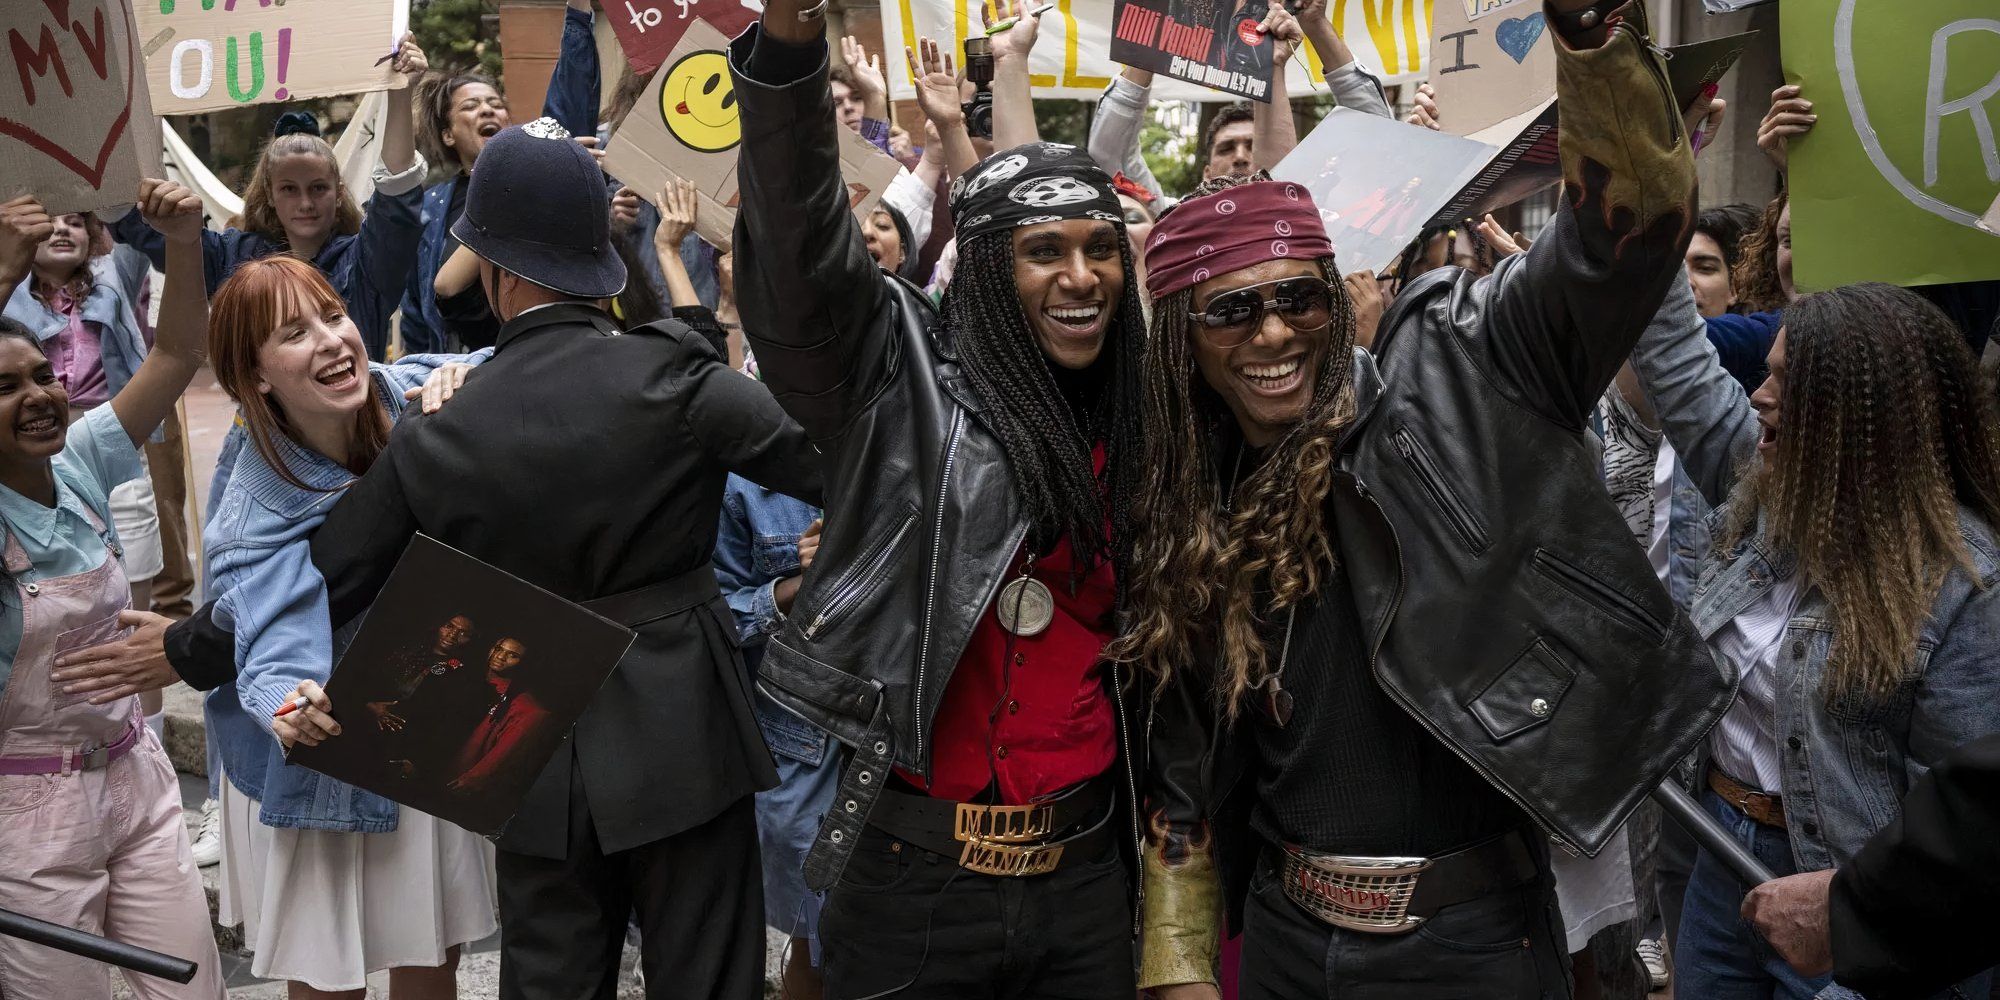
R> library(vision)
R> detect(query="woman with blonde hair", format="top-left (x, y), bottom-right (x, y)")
top-left (111, 35), bottom-right (433, 360)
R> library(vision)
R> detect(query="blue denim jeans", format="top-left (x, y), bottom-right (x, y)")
top-left (1674, 789), bottom-right (1830, 1000)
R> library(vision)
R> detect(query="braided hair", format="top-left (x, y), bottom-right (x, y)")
top-left (940, 232), bottom-right (1148, 576)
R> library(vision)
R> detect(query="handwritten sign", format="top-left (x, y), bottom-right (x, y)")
top-left (135, 0), bottom-right (410, 116)
top-left (605, 0), bottom-right (762, 75)
top-left (1427, 0), bottom-right (1553, 138)
top-left (0, 0), bottom-right (163, 215)
top-left (882, 0), bottom-right (1432, 102)
top-left (1784, 0), bottom-right (2000, 288)
top-left (602, 20), bottom-right (900, 252)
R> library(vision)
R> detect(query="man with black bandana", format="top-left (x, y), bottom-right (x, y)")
top-left (728, 6), bottom-right (1153, 995)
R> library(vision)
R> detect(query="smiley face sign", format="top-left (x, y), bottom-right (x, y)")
top-left (659, 49), bottom-right (739, 153)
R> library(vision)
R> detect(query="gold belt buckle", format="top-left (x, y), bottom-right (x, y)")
top-left (958, 838), bottom-right (1065, 877)
top-left (954, 801), bottom-right (1057, 845)
top-left (1282, 849), bottom-right (1434, 934)
top-left (954, 802), bottom-right (1062, 876)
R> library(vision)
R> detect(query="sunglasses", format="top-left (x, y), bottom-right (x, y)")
top-left (1187, 276), bottom-right (1338, 349)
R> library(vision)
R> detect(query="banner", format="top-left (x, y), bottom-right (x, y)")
top-left (1783, 0), bottom-right (2000, 289)
top-left (882, 0), bottom-right (1433, 102)
top-left (1273, 107), bottom-right (1490, 271)
top-left (604, 0), bottom-right (763, 75)
top-left (602, 20), bottom-right (901, 252)
top-left (1109, 0), bottom-right (1277, 102)
top-left (1427, 0), bottom-right (1554, 138)
top-left (0, 0), bottom-right (163, 215)
top-left (135, 0), bottom-right (410, 116)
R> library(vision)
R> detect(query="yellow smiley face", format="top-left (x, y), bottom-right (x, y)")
top-left (659, 50), bottom-right (740, 154)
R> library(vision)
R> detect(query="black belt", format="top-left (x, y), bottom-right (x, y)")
top-left (581, 561), bottom-right (722, 628)
top-left (869, 774), bottom-right (1115, 877)
top-left (1277, 830), bottom-right (1541, 934)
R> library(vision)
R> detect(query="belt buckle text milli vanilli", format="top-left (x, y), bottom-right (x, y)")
top-left (1283, 849), bottom-right (1435, 934)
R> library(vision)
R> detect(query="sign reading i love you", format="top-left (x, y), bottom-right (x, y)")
top-left (0, 0), bottom-right (164, 214)
top-left (136, 0), bottom-right (410, 116)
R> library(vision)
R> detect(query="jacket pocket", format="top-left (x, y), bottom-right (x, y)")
top-left (1531, 547), bottom-right (1668, 642)
top-left (1468, 638), bottom-right (1576, 742)
top-left (1393, 429), bottom-right (1489, 554)
top-left (803, 506), bottom-right (919, 640)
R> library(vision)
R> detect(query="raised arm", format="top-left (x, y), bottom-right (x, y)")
top-left (986, 0), bottom-right (1046, 150)
top-left (1468, 0), bottom-right (1696, 429)
top-left (109, 181), bottom-right (206, 447)
top-left (0, 196), bottom-right (51, 307)
top-left (1296, 0), bottom-right (1392, 119)
top-left (908, 39), bottom-right (981, 179)
top-left (1251, 5), bottom-right (1303, 171)
top-left (348, 36), bottom-right (433, 358)
top-left (729, 5), bottom-right (894, 441)
top-left (654, 180), bottom-right (703, 309)
top-left (1629, 270), bottom-right (1759, 507)
top-left (1087, 68), bottom-right (1164, 196)
top-left (542, 1), bottom-right (603, 140)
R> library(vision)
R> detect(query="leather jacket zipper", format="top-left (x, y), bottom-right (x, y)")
top-left (914, 410), bottom-right (968, 769)
top-left (1351, 474), bottom-right (1584, 857)
top-left (1392, 429), bottom-right (1488, 553)
top-left (1110, 658), bottom-right (1144, 936)
top-left (804, 510), bottom-right (918, 640)
top-left (1531, 548), bottom-right (1668, 641)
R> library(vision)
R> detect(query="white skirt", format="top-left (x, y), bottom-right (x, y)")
top-left (216, 773), bottom-right (499, 991)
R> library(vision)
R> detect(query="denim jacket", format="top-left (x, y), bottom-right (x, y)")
top-left (399, 5), bottom-right (604, 353)
top-left (713, 473), bottom-right (825, 767)
top-left (1633, 271), bottom-right (2000, 873)
top-left (204, 352), bottom-right (488, 831)
top-left (3, 247), bottom-right (154, 435)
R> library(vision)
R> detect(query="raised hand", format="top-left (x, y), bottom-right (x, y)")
top-left (610, 185), bottom-right (642, 233)
top-left (840, 35), bottom-right (889, 117)
top-left (1757, 84), bottom-right (1813, 174)
top-left (138, 179), bottom-right (204, 246)
top-left (656, 178), bottom-right (700, 254)
top-left (1472, 214), bottom-right (1528, 257)
top-left (906, 37), bottom-right (965, 128)
top-left (389, 32), bottom-right (429, 84)
top-left (0, 196), bottom-right (52, 289)
top-left (1261, 4), bottom-right (1305, 68)
top-left (983, 0), bottom-right (1046, 65)
top-left (1405, 82), bottom-right (1440, 131)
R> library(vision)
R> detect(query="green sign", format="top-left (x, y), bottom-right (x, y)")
top-left (1783, 0), bottom-right (2000, 290)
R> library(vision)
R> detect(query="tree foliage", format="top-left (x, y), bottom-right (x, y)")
top-left (413, 0), bottom-right (504, 81)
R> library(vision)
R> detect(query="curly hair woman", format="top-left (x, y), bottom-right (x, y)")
top-left (1634, 277), bottom-right (2000, 1000)
top-left (1124, 6), bottom-right (1729, 992)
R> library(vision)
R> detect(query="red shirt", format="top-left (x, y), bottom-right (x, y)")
top-left (899, 535), bottom-right (1119, 804)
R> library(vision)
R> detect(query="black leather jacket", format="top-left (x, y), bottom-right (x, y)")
top-left (1136, 6), bottom-right (1736, 988)
top-left (728, 30), bottom-right (1145, 891)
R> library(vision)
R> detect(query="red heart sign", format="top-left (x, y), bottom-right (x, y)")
top-left (0, 0), bottom-right (138, 192)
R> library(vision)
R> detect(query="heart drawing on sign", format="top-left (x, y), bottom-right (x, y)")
top-left (1495, 12), bottom-right (1546, 64)
top-left (0, 0), bottom-right (138, 191)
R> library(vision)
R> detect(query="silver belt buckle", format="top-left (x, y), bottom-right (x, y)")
top-left (77, 745), bottom-right (111, 771)
top-left (1281, 848), bottom-right (1433, 934)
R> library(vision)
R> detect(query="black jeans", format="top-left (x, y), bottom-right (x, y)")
top-left (495, 769), bottom-right (765, 1000)
top-left (818, 825), bottom-right (1136, 999)
top-left (1239, 851), bottom-right (1572, 1000)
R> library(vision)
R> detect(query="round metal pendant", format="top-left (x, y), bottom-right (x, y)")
top-left (996, 577), bottom-right (1055, 637)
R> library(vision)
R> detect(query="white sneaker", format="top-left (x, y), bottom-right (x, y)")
top-left (1636, 937), bottom-right (1669, 990)
top-left (190, 798), bottom-right (222, 868)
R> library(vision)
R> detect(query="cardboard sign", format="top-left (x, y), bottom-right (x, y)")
top-left (882, 0), bottom-right (1433, 102)
top-left (602, 20), bottom-right (900, 252)
top-left (135, 0), bottom-right (410, 116)
top-left (0, 0), bottom-right (163, 215)
top-left (289, 536), bottom-right (635, 837)
top-left (1784, 0), bottom-right (2000, 289)
top-left (1427, 0), bottom-right (1555, 138)
top-left (1109, 0), bottom-right (1277, 102)
top-left (604, 0), bottom-right (762, 75)
top-left (1273, 107), bottom-right (1492, 271)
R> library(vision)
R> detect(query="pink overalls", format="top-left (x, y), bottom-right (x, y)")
top-left (0, 507), bottom-right (224, 999)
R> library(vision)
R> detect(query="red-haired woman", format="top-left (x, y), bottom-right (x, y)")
top-left (197, 255), bottom-right (493, 999)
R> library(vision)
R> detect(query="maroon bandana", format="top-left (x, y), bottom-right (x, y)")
top-left (1143, 180), bottom-right (1335, 298)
